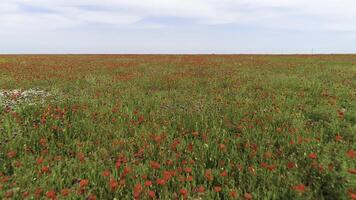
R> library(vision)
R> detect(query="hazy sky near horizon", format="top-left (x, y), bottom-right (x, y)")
top-left (1, 0), bottom-right (356, 54)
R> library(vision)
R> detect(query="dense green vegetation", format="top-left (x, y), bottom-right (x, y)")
top-left (0, 55), bottom-right (355, 199)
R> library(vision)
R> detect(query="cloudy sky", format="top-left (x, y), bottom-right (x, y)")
top-left (1, 0), bottom-right (356, 54)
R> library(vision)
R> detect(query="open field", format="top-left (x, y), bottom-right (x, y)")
top-left (0, 55), bottom-right (355, 199)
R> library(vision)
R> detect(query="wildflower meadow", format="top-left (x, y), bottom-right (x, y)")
top-left (0, 55), bottom-right (355, 199)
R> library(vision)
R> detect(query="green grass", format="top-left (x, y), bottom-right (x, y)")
top-left (0, 55), bottom-right (355, 199)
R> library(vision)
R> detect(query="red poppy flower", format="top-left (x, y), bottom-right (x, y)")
top-left (163, 171), bottom-right (172, 180)
top-left (244, 192), bottom-right (253, 200)
top-left (166, 159), bottom-right (174, 166)
top-left (41, 149), bottom-right (49, 156)
top-left (205, 169), bottom-right (213, 181)
top-left (184, 167), bottom-right (192, 173)
top-left (197, 185), bottom-right (205, 193)
top-left (77, 152), bottom-right (85, 162)
top-left (150, 161), bottom-right (161, 170)
top-left (292, 184), bottom-right (306, 193)
top-left (348, 189), bottom-right (356, 200)
top-left (61, 188), bottom-right (70, 196)
top-left (328, 164), bottom-right (334, 171)
top-left (348, 169), bottom-right (356, 174)
top-left (144, 180), bottom-right (152, 187)
top-left (39, 138), bottom-right (48, 147)
top-left (1, 176), bottom-right (10, 183)
top-left (220, 170), bottom-right (228, 177)
top-left (41, 166), bottom-right (50, 173)
top-left (229, 191), bottom-right (238, 198)
top-left (170, 170), bottom-right (178, 177)
top-left (79, 179), bottom-right (89, 188)
top-left (287, 162), bottom-right (296, 169)
top-left (186, 175), bottom-right (193, 182)
top-left (180, 188), bottom-right (188, 196)
top-left (109, 179), bottom-right (118, 191)
top-left (298, 137), bottom-right (303, 144)
top-left (22, 191), bottom-right (30, 198)
top-left (148, 190), bottom-right (156, 199)
top-left (178, 167), bottom-right (183, 173)
top-left (308, 153), bottom-right (317, 159)
top-left (36, 157), bottom-right (44, 165)
top-left (261, 162), bottom-right (268, 168)
top-left (34, 188), bottom-right (43, 198)
top-left (88, 194), bottom-right (97, 200)
top-left (133, 183), bottom-right (143, 199)
top-left (335, 134), bottom-right (343, 142)
top-left (156, 178), bottom-right (166, 185)
top-left (122, 166), bottom-right (132, 176)
top-left (14, 161), bottom-right (22, 168)
top-left (187, 143), bottom-right (194, 152)
top-left (102, 170), bottom-right (111, 177)
top-left (45, 190), bottom-right (56, 200)
top-left (214, 186), bottom-right (222, 192)
top-left (267, 164), bottom-right (277, 171)
top-left (7, 151), bottom-right (16, 159)
top-left (219, 143), bottom-right (226, 151)
top-left (5, 191), bottom-right (13, 198)
top-left (115, 161), bottom-right (122, 169)
top-left (347, 150), bottom-right (356, 159)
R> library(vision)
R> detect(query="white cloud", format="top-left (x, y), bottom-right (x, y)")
top-left (0, 2), bottom-right (20, 12)
top-left (1, 0), bottom-right (356, 34)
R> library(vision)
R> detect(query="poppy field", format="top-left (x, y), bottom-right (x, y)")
top-left (0, 54), bottom-right (355, 199)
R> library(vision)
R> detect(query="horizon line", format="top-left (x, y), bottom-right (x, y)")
top-left (1, 53), bottom-right (356, 56)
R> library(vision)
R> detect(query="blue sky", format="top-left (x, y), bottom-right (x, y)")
top-left (1, 0), bottom-right (356, 54)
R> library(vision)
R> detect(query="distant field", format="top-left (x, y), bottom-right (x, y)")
top-left (0, 55), bottom-right (355, 199)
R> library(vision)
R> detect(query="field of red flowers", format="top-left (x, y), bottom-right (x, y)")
top-left (0, 55), bottom-right (355, 199)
